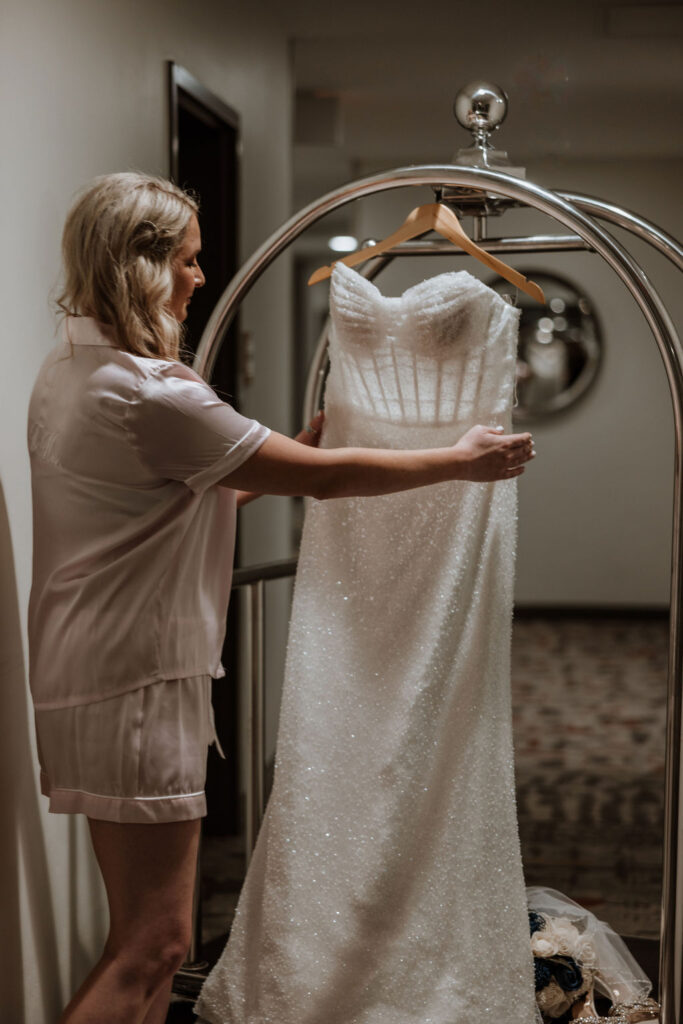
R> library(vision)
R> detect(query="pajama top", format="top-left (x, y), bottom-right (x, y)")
top-left (28, 316), bottom-right (269, 710)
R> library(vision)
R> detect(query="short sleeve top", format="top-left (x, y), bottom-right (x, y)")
top-left (27, 316), bottom-right (270, 709)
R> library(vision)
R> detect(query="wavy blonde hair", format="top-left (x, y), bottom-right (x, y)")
top-left (57, 172), bottom-right (198, 360)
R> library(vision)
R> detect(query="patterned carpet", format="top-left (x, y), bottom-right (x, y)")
top-left (511, 614), bottom-right (667, 942)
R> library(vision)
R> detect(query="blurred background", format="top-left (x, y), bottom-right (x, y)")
top-left (1, 1), bottom-right (681, 1020)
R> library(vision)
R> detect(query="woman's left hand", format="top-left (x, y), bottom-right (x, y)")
top-left (294, 410), bottom-right (324, 448)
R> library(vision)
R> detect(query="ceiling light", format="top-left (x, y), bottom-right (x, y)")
top-left (328, 235), bottom-right (358, 252)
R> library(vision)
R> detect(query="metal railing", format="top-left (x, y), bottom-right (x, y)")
top-left (175, 557), bottom-right (298, 996)
top-left (232, 558), bottom-right (298, 853)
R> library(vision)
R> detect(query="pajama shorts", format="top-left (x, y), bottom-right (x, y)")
top-left (35, 675), bottom-right (220, 824)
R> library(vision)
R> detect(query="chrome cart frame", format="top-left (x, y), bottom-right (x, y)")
top-left (193, 165), bottom-right (683, 1024)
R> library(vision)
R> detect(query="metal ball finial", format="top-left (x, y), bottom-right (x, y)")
top-left (454, 81), bottom-right (508, 145)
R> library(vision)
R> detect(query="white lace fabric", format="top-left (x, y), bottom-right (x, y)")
top-left (196, 265), bottom-right (535, 1024)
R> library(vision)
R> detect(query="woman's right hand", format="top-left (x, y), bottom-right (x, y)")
top-left (453, 424), bottom-right (535, 481)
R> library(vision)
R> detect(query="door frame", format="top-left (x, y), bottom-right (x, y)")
top-left (168, 62), bottom-right (240, 183)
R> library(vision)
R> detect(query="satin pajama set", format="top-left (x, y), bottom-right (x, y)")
top-left (28, 316), bottom-right (269, 823)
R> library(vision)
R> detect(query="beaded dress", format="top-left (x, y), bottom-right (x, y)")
top-left (196, 263), bottom-right (536, 1024)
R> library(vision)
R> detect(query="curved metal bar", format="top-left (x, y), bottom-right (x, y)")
top-left (194, 166), bottom-right (683, 1024)
top-left (558, 192), bottom-right (683, 271)
top-left (356, 234), bottom-right (590, 255)
top-left (194, 166), bottom-right (679, 380)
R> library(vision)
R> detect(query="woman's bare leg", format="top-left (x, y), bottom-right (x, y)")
top-left (142, 978), bottom-right (175, 1024)
top-left (60, 817), bottom-right (201, 1024)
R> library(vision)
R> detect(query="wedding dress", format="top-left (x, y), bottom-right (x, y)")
top-left (196, 263), bottom-right (536, 1024)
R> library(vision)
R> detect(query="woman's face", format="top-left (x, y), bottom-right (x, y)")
top-left (169, 213), bottom-right (205, 322)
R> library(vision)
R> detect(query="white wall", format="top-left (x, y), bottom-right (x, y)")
top-left (0, 2), bottom-right (292, 1019)
top-left (348, 157), bottom-right (682, 607)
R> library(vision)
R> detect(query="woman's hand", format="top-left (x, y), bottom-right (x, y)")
top-left (293, 410), bottom-right (324, 448)
top-left (453, 424), bottom-right (535, 481)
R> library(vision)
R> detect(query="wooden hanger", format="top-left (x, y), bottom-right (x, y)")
top-left (308, 202), bottom-right (545, 304)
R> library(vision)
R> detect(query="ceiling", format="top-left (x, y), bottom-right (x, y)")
top-left (276, 0), bottom-right (683, 211)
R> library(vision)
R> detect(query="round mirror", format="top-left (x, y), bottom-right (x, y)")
top-left (488, 272), bottom-right (603, 422)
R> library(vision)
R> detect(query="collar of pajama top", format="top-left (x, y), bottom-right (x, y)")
top-left (27, 316), bottom-right (270, 710)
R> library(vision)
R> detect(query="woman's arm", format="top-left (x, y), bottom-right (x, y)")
top-left (221, 423), bottom-right (534, 501)
top-left (235, 489), bottom-right (260, 509)
top-left (235, 411), bottom-right (325, 508)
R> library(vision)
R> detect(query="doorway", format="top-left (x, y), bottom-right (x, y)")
top-left (168, 62), bottom-right (242, 848)
top-left (169, 62), bottom-right (240, 397)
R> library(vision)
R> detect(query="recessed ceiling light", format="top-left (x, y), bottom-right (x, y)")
top-left (328, 235), bottom-right (358, 252)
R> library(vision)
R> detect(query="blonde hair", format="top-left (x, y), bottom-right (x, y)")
top-left (57, 172), bottom-right (198, 360)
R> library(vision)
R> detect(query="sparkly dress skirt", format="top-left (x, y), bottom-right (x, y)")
top-left (196, 264), bottom-right (536, 1024)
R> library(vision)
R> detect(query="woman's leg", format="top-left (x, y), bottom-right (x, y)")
top-left (141, 979), bottom-right (176, 1024)
top-left (60, 817), bottom-right (201, 1024)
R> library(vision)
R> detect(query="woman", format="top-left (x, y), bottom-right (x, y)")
top-left (27, 171), bottom-right (534, 1024)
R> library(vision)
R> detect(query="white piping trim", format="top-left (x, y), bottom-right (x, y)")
top-left (51, 786), bottom-right (204, 802)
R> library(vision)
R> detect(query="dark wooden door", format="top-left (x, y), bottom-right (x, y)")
top-left (170, 63), bottom-right (242, 838)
